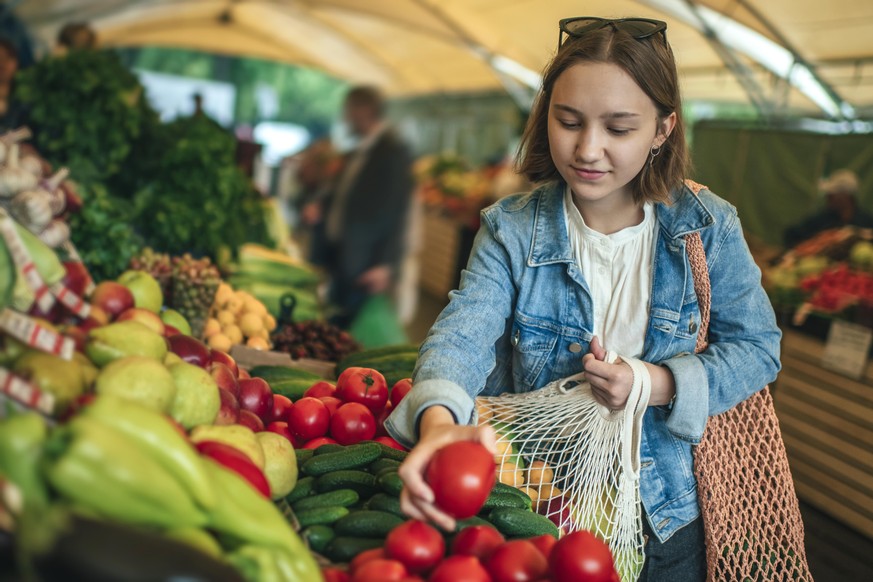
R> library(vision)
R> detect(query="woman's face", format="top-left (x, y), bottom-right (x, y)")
top-left (548, 62), bottom-right (674, 205)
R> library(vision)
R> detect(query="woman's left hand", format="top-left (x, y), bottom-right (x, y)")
top-left (582, 337), bottom-right (634, 410)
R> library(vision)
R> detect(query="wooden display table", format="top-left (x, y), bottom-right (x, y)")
top-left (774, 329), bottom-right (873, 539)
top-left (420, 210), bottom-right (462, 298)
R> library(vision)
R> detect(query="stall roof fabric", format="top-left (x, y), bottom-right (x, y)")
top-left (19, 0), bottom-right (873, 117)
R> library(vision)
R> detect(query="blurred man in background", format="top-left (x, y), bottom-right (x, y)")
top-left (303, 86), bottom-right (414, 328)
top-left (784, 169), bottom-right (873, 248)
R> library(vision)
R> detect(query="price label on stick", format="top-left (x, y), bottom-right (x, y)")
top-left (822, 320), bottom-right (873, 380)
top-left (0, 209), bottom-right (56, 313)
top-left (0, 308), bottom-right (74, 360)
top-left (0, 367), bottom-right (56, 415)
top-left (50, 281), bottom-right (91, 319)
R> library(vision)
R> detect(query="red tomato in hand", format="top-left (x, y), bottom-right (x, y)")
top-left (451, 525), bottom-right (504, 561)
top-left (304, 381), bottom-right (337, 399)
top-left (321, 567), bottom-right (350, 582)
top-left (429, 555), bottom-right (491, 582)
top-left (529, 534), bottom-right (557, 560)
top-left (337, 367), bottom-right (388, 412)
top-left (302, 436), bottom-right (338, 449)
top-left (319, 396), bottom-right (343, 418)
top-left (288, 397), bottom-right (330, 441)
top-left (549, 530), bottom-right (617, 582)
top-left (350, 548), bottom-right (386, 574)
top-left (486, 540), bottom-right (548, 582)
top-left (390, 378), bottom-right (413, 405)
top-left (354, 559), bottom-right (407, 582)
top-left (271, 394), bottom-right (293, 423)
top-left (330, 402), bottom-right (376, 445)
top-left (385, 520), bottom-right (445, 574)
top-left (425, 441), bottom-right (496, 518)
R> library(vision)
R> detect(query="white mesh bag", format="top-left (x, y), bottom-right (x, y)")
top-left (476, 353), bottom-right (651, 582)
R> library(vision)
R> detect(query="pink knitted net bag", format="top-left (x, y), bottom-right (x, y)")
top-left (685, 180), bottom-right (812, 582)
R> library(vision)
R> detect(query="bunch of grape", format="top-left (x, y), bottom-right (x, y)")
top-left (129, 247), bottom-right (172, 302)
top-left (171, 254), bottom-right (220, 338)
top-left (271, 320), bottom-right (360, 362)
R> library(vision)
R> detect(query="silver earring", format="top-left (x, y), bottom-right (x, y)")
top-left (649, 144), bottom-right (662, 167)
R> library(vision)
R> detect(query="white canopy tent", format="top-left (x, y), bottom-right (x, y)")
top-left (18, 0), bottom-right (873, 118)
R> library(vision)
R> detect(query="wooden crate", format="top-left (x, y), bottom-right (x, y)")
top-left (420, 210), bottom-right (461, 298)
top-left (230, 345), bottom-right (336, 379)
top-left (775, 330), bottom-right (873, 539)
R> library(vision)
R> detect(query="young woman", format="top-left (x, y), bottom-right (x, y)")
top-left (385, 17), bottom-right (781, 580)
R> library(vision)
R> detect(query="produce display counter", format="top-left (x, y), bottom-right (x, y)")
top-left (420, 210), bottom-right (462, 298)
top-left (774, 328), bottom-right (873, 539)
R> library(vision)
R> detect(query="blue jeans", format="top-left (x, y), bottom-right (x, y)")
top-left (640, 509), bottom-right (706, 582)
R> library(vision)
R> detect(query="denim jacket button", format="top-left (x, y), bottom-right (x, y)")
top-left (568, 342), bottom-right (582, 353)
top-left (689, 321), bottom-right (698, 334)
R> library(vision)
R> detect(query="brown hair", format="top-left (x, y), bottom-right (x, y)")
top-left (516, 25), bottom-right (689, 204)
top-left (345, 85), bottom-right (386, 119)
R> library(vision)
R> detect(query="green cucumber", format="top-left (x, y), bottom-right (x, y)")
top-left (301, 525), bottom-right (335, 553)
top-left (337, 345), bottom-right (419, 372)
top-left (316, 470), bottom-right (378, 497)
top-left (377, 471), bottom-right (404, 497)
top-left (365, 493), bottom-right (405, 517)
top-left (324, 537), bottom-right (384, 563)
top-left (488, 507), bottom-right (559, 539)
top-left (285, 476), bottom-right (316, 504)
top-left (292, 488), bottom-right (359, 512)
top-left (373, 443), bottom-right (408, 462)
top-left (314, 443), bottom-right (346, 456)
top-left (249, 365), bottom-right (321, 384)
top-left (269, 379), bottom-right (317, 401)
top-left (295, 448), bottom-right (314, 466)
top-left (369, 458), bottom-right (402, 474)
top-left (302, 442), bottom-right (382, 476)
top-left (295, 505), bottom-right (349, 528)
top-left (482, 491), bottom-right (530, 511)
top-left (334, 510), bottom-right (405, 538)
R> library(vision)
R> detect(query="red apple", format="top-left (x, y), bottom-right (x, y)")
top-left (319, 396), bottom-right (343, 418)
top-left (238, 368), bottom-right (251, 380)
top-left (266, 421), bottom-right (294, 443)
top-left (164, 324), bottom-right (182, 337)
top-left (209, 350), bottom-right (240, 378)
top-left (208, 363), bottom-right (240, 397)
top-left (116, 307), bottom-right (166, 335)
top-left (215, 389), bottom-right (240, 425)
top-left (238, 377), bottom-right (274, 422)
top-left (272, 394), bottom-right (293, 423)
top-left (304, 381), bottom-right (337, 399)
top-left (168, 335), bottom-right (211, 367)
top-left (238, 409), bottom-right (265, 432)
top-left (90, 281), bottom-right (135, 319)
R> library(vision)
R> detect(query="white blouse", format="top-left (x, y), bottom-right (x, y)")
top-left (563, 187), bottom-right (656, 358)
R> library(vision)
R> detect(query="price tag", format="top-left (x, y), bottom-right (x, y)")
top-left (0, 308), bottom-right (74, 360)
top-left (0, 367), bottom-right (55, 415)
top-left (0, 209), bottom-right (55, 312)
top-left (61, 241), bottom-right (95, 295)
top-left (49, 282), bottom-right (91, 318)
top-left (822, 320), bottom-right (873, 380)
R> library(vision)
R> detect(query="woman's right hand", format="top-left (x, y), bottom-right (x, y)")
top-left (397, 405), bottom-right (497, 531)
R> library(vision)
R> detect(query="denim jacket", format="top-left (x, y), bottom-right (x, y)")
top-left (385, 180), bottom-right (781, 542)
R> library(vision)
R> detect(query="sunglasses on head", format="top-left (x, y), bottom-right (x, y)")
top-left (558, 17), bottom-right (668, 48)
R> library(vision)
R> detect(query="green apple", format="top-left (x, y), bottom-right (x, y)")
top-left (256, 431), bottom-right (298, 499)
top-left (168, 361), bottom-right (220, 429)
top-left (94, 356), bottom-right (176, 412)
top-left (117, 270), bottom-right (163, 313)
top-left (161, 309), bottom-right (192, 336)
top-left (190, 424), bottom-right (265, 469)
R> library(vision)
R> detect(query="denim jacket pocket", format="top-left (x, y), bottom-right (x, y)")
top-left (510, 317), bottom-right (558, 388)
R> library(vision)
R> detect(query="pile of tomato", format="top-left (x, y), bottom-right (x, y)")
top-left (269, 367), bottom-right (411, 450)
top-left (800, 265), bottom-right (873, 313)
top-left (322, 521), bottom-right (618, 582)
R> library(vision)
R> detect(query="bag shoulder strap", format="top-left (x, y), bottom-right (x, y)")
top-left (682, 179), bottom-right (712, 354)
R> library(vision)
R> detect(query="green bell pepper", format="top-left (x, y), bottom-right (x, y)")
top-left (44, 417), bottom-right (206, 529)
top-left (0, 411), bottom-right (49, 510)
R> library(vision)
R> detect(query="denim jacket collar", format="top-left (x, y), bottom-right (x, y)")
top-left (527, 181), bottom-right (716, 268)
